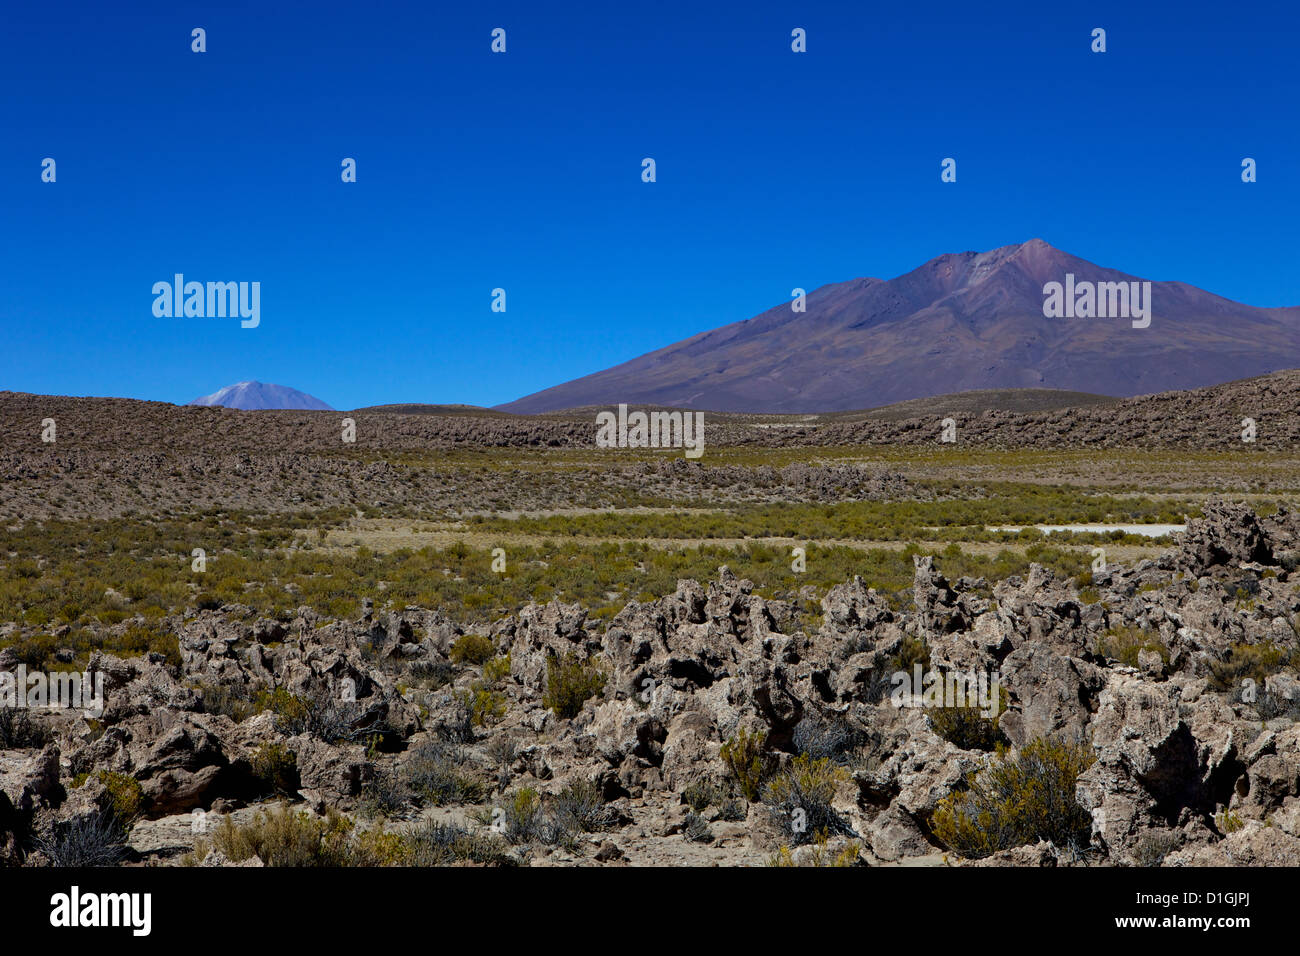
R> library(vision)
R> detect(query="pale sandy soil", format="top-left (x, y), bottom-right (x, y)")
top-left (319, 517), bottom-right (1168, 564)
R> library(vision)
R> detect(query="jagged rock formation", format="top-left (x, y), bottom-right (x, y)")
top-left (3, 499), bottom-right (1299, 866)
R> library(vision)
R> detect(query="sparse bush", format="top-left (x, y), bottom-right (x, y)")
top-left (854, 637), bottom-right (932, 704)
top-left (485, 734), bottom-right (519, 769)
top-left (359, 768), bottom-right (410, 817)
top-left (1217, 809), bottom-right (1245, 834)
top-left (888, 636), bottom-right (931, 674)
top-left (721, 729), bottom-right (770, 802)
top-left (189, 804), bottom-right (353, 867)
top-left (500, 787), bottom-right (544, 844)
top-left (37, 811), bottom-right (129, 867)
top-left (682, 812), bottom-right (714, 843)
top-left (482, 654), bottom-right (512, 683)
top-left (682, 779), bottom-right (719, 813)
top-left (492, 783), bottom-right (604, 849)
top-left (1247, 688), bottom-right (1300, 721)
top-left (543, 653), bottom-right (607, 718)
top-left (1209, 642), bottom-right (1292, 692)
top-left (1134, 830), bottom-right (1179, 867)
top-left (718, 797), bottom-right (747, 822)
top-left (0, 708), bottom-right (50, 749)
top-left (303, 686), bottom-right (368, 744)
top-left (931, 737), bottom-right (1095, 859)
top-left (767, 831), bottom-right (861, 867)
top-left (792, 717), bottom-right (860, 763)
top-left (250, 742), bottom-right (300, 796)
top-left (764, 754), bottom-right (851, 845)
top-left (402, 739), bottom-right (484, 805)
top-left (450, 634), bottom-right (496, 666)
top-left (1097, 626), bottom-right (1168, 669)
top-left (404, 818), bottom-right (513, 866)
top-left (437, 699), bottom-right (475, 743)
top-left (194, 681), bottom-right (256, 722)
top-left (462, 681), bottom-right (506, 727)
top-left (549, 778), bottom-right (603, 835)
top-left (409, 658), bottom-right (454, 689)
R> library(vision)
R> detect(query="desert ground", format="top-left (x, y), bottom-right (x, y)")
top-left (1, 371), bottom-right (1298, 867)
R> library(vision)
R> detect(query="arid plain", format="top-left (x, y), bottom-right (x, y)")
top-left (1, 371), bottom-right (1298, 866)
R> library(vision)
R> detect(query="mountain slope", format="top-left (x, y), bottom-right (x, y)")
top-left (498, 240), bottom-right (1300, 413)
top-left (188, 381), bottom-right (333, 411)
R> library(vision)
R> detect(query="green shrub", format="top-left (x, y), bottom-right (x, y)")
top-left (931, 737), bottom-right (1095, 859)
top-left (720, 729), bottom-right (769, 802)
top-left (887, 636), bottom-right (931, 674)
top-left (767, 831), bottom-right (861, 867)
top-left (1209, 642), bottom-right (1292, 692)
top-left (930, 702), bottom-right (1007, 752)
top-left (500, 787), bottom-right (544, 844)
top-left (187, 805), bottom-right (353, 866)
top-left (462, 681), bottom-right (506, 727)
top-left (1217, 809), bottom-right (1245, 834)
top-left (482, 654), bottom-right (512, 683)
top-left (185, 803), bottom-right (512, 867)
top-left (450, 634), bottom-right (496, 665)
top-left (118, 623), bottom-right (182, 668)
top-left (488, 782), bottom-right (603, 849)
top-left (75, 770), bottom-right (143, 825)
top-left (543, 653), bottom-right (607, 718)
top-left (348, 827), bottom-right (412, 866)
top-left (2, 633), bottom-right (58, 669)
top-left (250, 742), bottom-right (300, 795)
top-left (254, 687), bottom-right (311, 733)
top-left (1097, 626), bottom-right (1168, 669)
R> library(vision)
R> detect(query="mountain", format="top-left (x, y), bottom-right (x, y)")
top-left (188, 381), bottom-right (333, 411)
top-left (498, 240), bottom-right (1300, 414)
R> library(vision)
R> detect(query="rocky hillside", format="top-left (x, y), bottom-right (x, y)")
top-left (4, 500), bottom-right (1299, 867)
top-left (3, 370), bottom-right (1296, 458)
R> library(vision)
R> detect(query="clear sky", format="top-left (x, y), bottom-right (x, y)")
top-left (2, 0), bottom-right (1297, 409)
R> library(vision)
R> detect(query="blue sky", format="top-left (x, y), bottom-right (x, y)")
top-left (2, 0), bottom-right (1297, 409)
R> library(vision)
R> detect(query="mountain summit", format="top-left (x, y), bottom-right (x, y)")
top-left (188, 381), bottom-right (333, 411)
top-left (498, 240), bottom-right (1300, 413)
